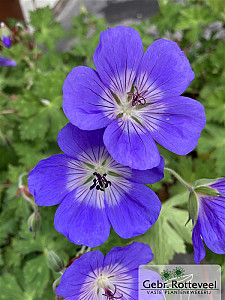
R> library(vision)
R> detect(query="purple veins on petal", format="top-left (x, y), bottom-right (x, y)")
top-left (56, 242), bottom-right (153, 300)
top-left (28, 123), bottom-right (164, 247)
top-left (63, 26), bottom-right (206, 170)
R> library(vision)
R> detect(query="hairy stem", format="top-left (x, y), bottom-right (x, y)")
top-left (164, 167), bottom-right (193, 192)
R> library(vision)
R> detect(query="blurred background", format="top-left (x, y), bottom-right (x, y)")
top-left (0, 0), bottom-right (225, 299)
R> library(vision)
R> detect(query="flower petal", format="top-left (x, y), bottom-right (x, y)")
top-left (128, 156), bottom-right (165, 184)
top-left (63, 66), bottom-right (116, 130)
top-left (105, 182), bottom-right (161, 239)
top-left (135, 39), bottom-right (194, 102)
top-left (137, 96), bottom-right (206, 155)
top-left (28, 154), bottom-right (86, 206)
top-left (54, 186), bottom-right (111, 247)
top-left (210, 178), bottom-right (225, 196)
top-left (0, 54), bottom-right (16, 67)
top-left (192, 224), bottom-right (206, 264)
top-left (103, 118), bottom-right (161, 170)
top-left (198, 196), bottom-right (225, 255)
top-left (104, 242), bottom-right (153, 270)
top-left (56, 251), bottom-right (104, 298)
top-left (103, 242), bottom-right (153, 300)
top-left (94, 26), bottom-right (143, 96)
top-left (57, 123), bottom-right (109, 163)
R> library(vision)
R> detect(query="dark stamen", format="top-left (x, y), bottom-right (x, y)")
top-left (127, 86), bottom-right (148, 107)
top-left (90, 172), bottom-right (111, 192)
top-left (102, 285), bottom-right (123, 300)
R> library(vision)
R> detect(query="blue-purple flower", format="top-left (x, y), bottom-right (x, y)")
top-left (28, 123), bottom-right (164, 247)
top-left (63, 26), bottom-right (206, 170)
top-left (0, 54), bottom-right (16, 66)
top-left (1, 22), bottom-right (11, 48)
top-left (3, 35), bottom-right (11, 48)
top-left (192, 178), bottom-right (225, 263)
top-left (56, 242), bottom-right (153, 300)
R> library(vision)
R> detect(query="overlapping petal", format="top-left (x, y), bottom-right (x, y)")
top-left (103, 242), bottom-right (153, 299)
top-left (56, 250), bottom-right (104, 298)
top-left (128, 156), bottom-right (165, 184)
top-left (105, 181), bottom-right (161, 239)
top-left (28, 154), bottom-right (87, 206)
top-left (192, 224), bottom-right (206, 264)
top-left (57, 123), bottom-right (109, 163)
top-left (137, 96), bottom-right (206, 155)
top-left (135, 39), bottom-right (195, 102)
top-left (54, 185), bottom-right (110, 247)
top-left (197, 196), bottom-right (225, 255)
top-left (63, 66), bottom-right (116, 130)
top-left (94, 26), bottom-right (143, 97)
top-left (104, 242), bottom-right (153, 271)
top-left (103, 118), bottom-right (161, 170)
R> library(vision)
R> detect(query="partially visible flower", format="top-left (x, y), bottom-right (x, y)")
top-left (0, 54), bottom-right (16, 67)
top-left (28, 123), bottom-right (164, 247)
top-left (0, 22), bottom-right (11, 48)
top-left (63, 26), bottom-right (205, 170)
top-left (191, 178), bottom-right (225, 263)
top-left (56, 242), bottom-right (153, 300)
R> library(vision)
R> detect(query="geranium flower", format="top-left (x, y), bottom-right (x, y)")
top-left (1, 22), bottom-right (11, 48)
top-left (63, 26), bottom-right (206, 170)
top-left (192, 178), bottom-right (225, 263)
top-left (56, 242), bottom-right (153, 300)
top-left (0, 54), bottom-right (16, 66)
top-left (3, 35), bottom-right (11, 48)
top-left (28, 123), bottom-right (164, 247)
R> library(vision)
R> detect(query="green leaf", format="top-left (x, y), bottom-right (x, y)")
top-left (198, 123), bottom-right (225, 175)
top-left (0, 273), bottom-right (24, 300)
top-left (23, 255), bottom-right (50, 298)
top-left (136, 192), bottom-right (192, 264)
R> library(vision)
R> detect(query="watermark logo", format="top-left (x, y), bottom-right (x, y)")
top-left (139, 264), bottom-right (221, 299)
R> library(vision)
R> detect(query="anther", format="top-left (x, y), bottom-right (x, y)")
top-left (127, 86), bottom-right (148, 106)
top-left (90, 172), bottom-right (111, 191)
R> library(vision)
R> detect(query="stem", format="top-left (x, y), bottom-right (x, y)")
top-left (0, 109), bottom-right (20, 115)
top-left (18, 172), bottom-right (37, 211)
top-left (52, 276), bottom-right (61, 295)
top-left (164, 167), bottom-right (193, 192)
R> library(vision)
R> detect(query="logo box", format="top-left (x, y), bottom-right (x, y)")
top-left (139, 265), bottom-right (221, 299)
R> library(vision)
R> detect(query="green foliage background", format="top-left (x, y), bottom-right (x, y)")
top-left (0, 0), bottom-right (225, 298)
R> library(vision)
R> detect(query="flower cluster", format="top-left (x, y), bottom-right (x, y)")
top-left (27, 25), bottom-right (225, 298)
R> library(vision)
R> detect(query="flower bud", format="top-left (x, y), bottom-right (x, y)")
top-left (28, 211), bottom-right (41, 233)
top-left (80, 4), bottom-right (87, 15)
top-left (47, 250), bottom-right (64, 273)
top-left (187, 191), bottom-right (199, 226)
